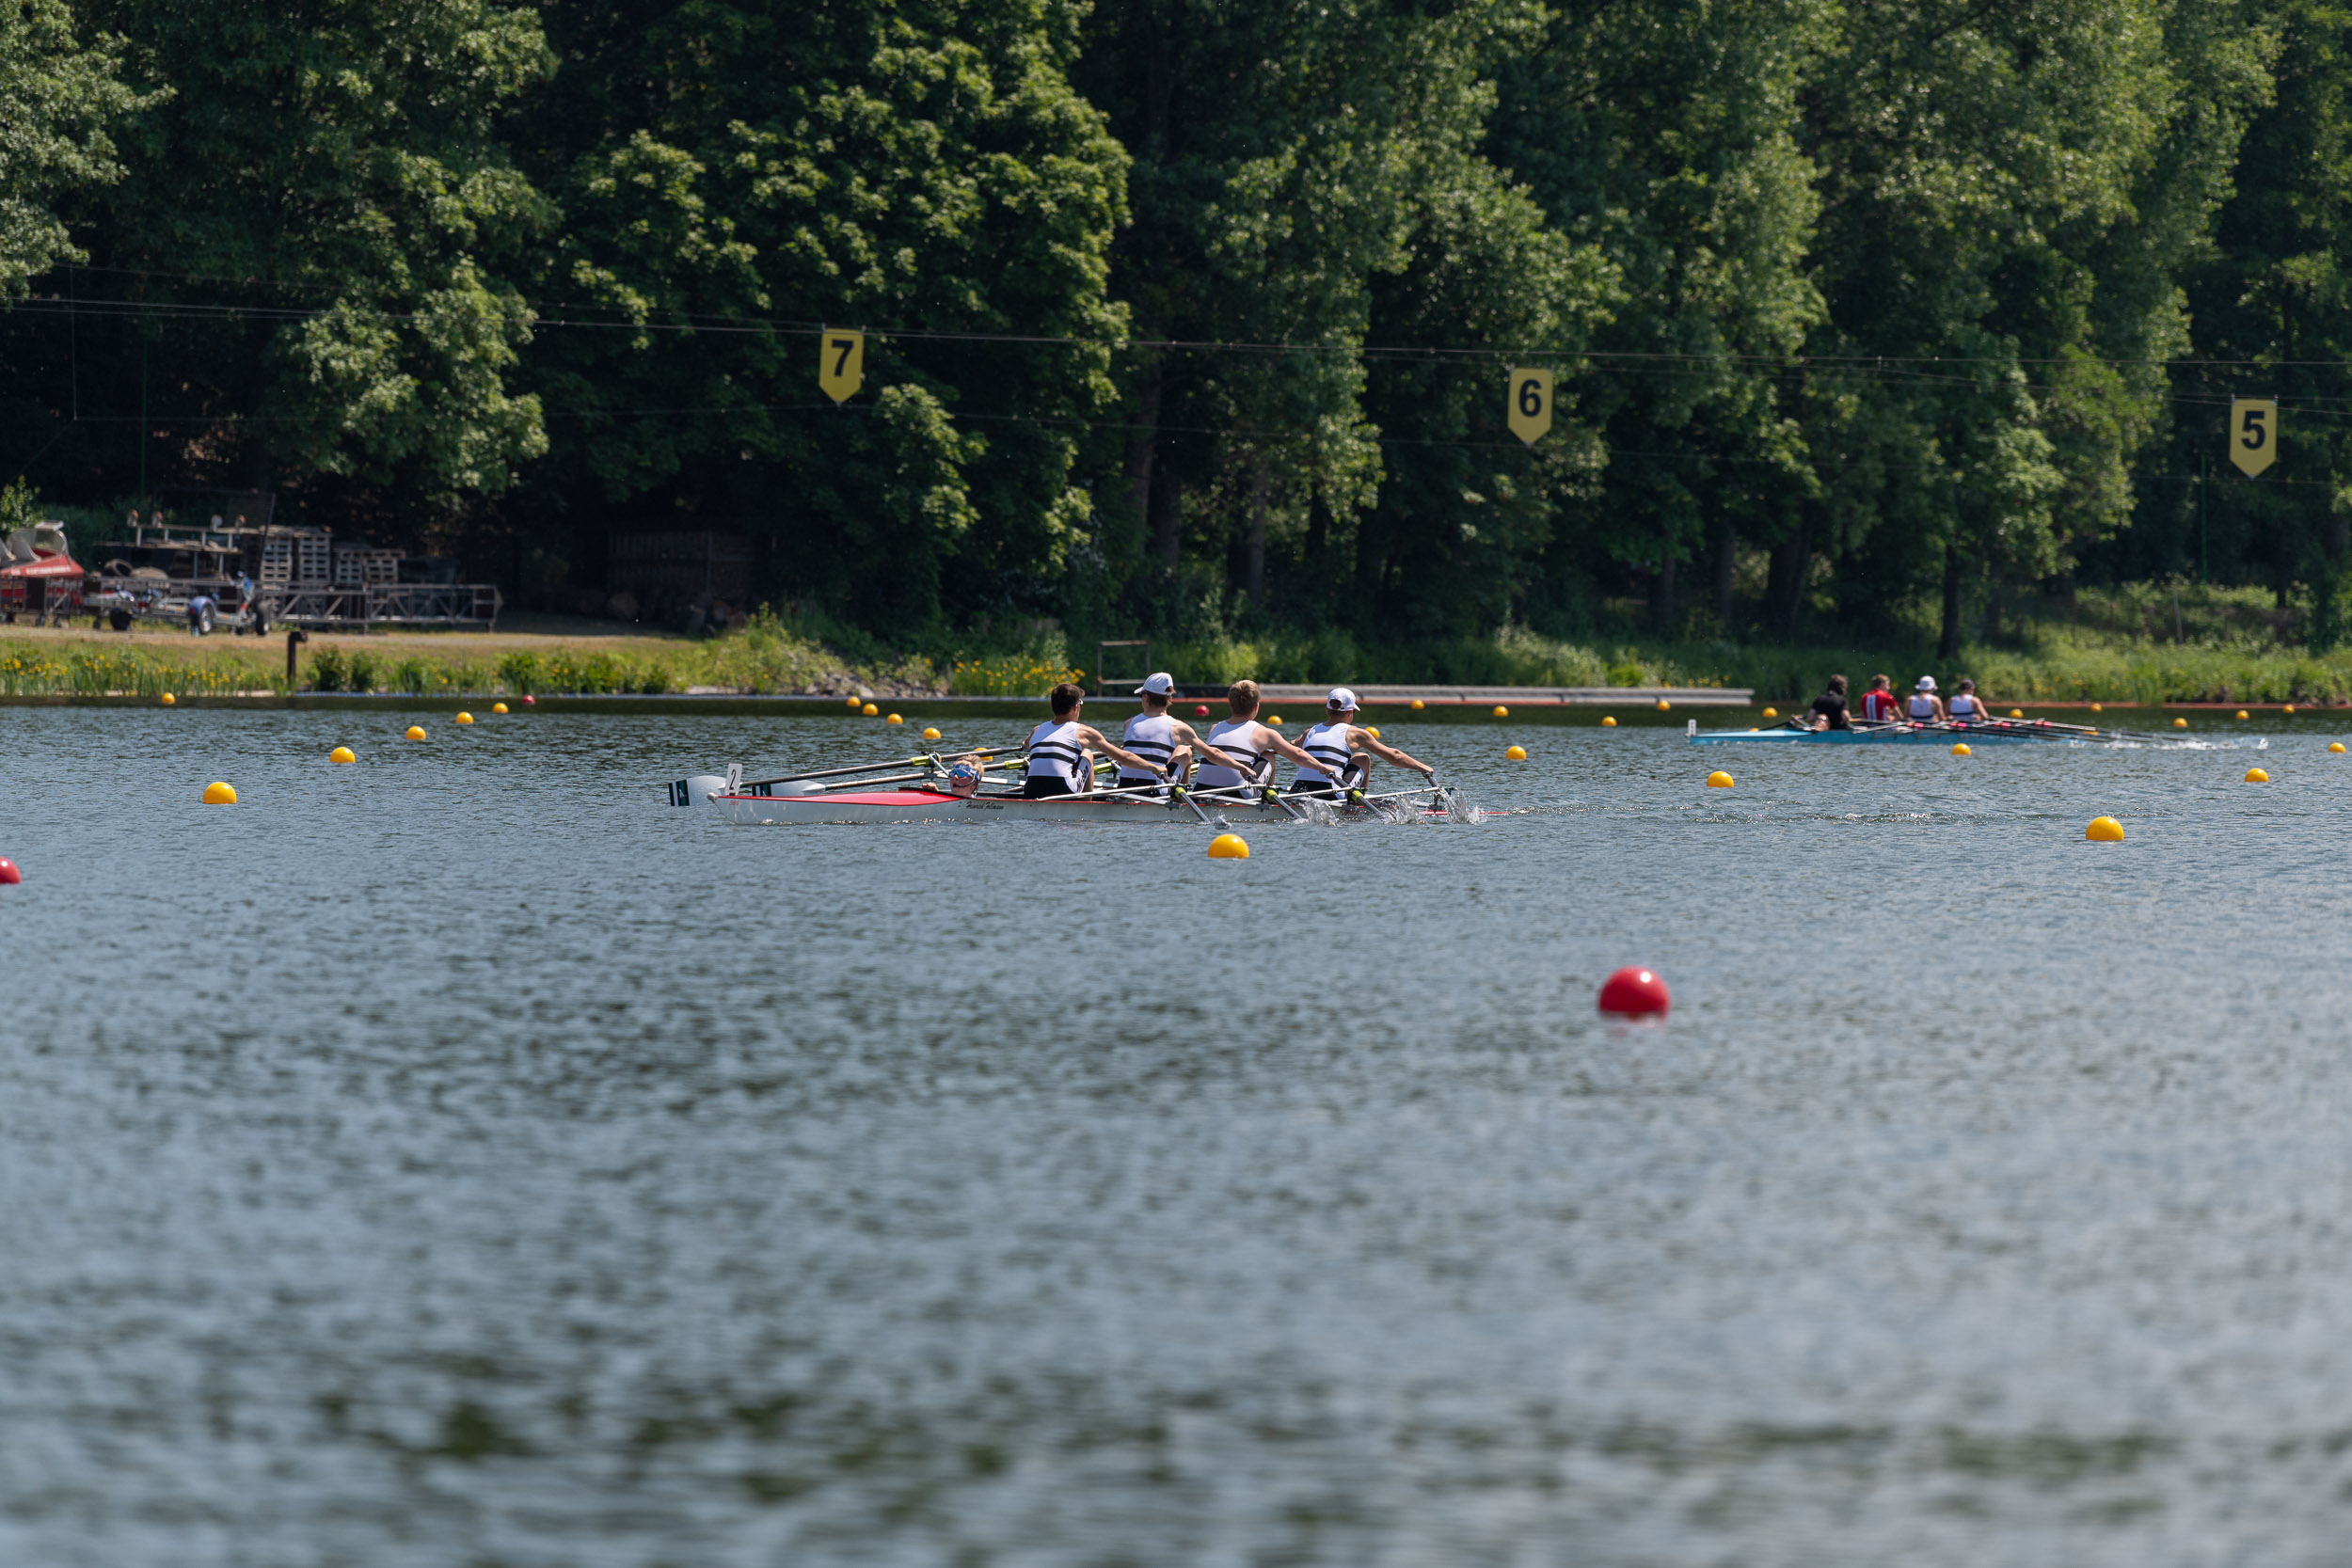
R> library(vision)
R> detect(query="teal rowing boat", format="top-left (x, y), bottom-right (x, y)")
top-left (1689, 720), bottom-right (2084, 745)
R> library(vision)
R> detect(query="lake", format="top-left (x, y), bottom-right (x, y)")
top-left (2, 705), bottom-right (2347, 1565)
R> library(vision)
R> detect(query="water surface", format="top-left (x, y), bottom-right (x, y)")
top-left (2, 707), bottom-right (2347, 1565)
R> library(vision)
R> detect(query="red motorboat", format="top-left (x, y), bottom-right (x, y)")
top-left (0, 522), bottom-right (87, 625)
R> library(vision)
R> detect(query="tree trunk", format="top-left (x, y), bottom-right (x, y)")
top-left (1650, 549), bottom-right (1676, 634)
top-left (1713, 528), bottom-right (1736, 626)
top-left (1149, 461), bottom-right (1182, 568)
top-left (1245, 458), bottom-right (1269, 603)
top-left (1771, 515), bottom-right (1810, 638)
top-left (1125, 358), bottom-right (1163, 559)
top-left (1938, 538), bottom-right (1961, 659)
top-left (1984, 573), bottom-right (2004, 643)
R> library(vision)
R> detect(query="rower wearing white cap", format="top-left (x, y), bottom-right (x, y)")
top-left (1195, 678), bottom-right (1324, 789)
top-left (1906, 675), bottom-right (1947, 724)
top-left (1025, 682), bottom-right (1168, 799)
top-left (1291, 688), bottom-right (1436, 797)
top-left (1115, 673), bottom-right (1248, 789)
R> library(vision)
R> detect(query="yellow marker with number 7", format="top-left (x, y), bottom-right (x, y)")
top-left (819, 330), bottom-right (865, 404)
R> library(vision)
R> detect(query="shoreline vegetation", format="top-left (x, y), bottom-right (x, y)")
top-left (7, 588), bottom-right (2352, 705)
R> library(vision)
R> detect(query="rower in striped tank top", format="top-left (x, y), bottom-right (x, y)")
top-left (1287, 687), bottom-right (1438, 797)
top-left (1115, 673), bottom-right (1250, 789)
top-left (1022, 683), bottom-right (1170, 799)
top-left (1194, 678), bottom-right (1325, 789)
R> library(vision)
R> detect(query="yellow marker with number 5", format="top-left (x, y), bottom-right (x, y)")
top-left (819, 330), bottom-right (865, 403)
top-left (2230, 397), bottom-right (2277, 477)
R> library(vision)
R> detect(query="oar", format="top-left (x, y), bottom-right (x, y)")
top-left (744, 745), bottom-right (1030, 789)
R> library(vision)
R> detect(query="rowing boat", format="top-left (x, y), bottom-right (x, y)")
top-left (1686, 717), bottom-right (2204, 746)
top-left (675, 745), bottom-right (1470, 824)
top-left (1689, 724), bottom-right (2058, 745)
top-left (707, 785), bottom-right (1449, 826)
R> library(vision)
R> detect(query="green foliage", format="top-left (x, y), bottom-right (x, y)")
top-left (0, 0), bottom-right (146, 299)
top-left (1, 0), bottom-right (2347, 665)
top-left (77, 0), bottom-right (555, 500)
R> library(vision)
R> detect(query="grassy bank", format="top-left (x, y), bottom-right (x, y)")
top-left (5, 586), bottom-right (2350, 703)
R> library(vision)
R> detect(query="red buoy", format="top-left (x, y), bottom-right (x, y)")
top-left (1597, 966), bottom-right (1669, 1016)
top-left (1195, 704), bottom-right (1211, 717)
top-left (521, 694), bottom-right (536, 706)
top-left (0, 858), bottom-right (20, 885)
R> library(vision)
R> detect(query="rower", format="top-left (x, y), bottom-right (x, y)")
top-left (1857, 673), bottom-right (1901, 724)
top-left (1195, 678), bottom-right (1324, 789)
top-left (1947, 678), bottom-right (1990, 725)
top-left (1025, 683), bottom-right (1166, 799)
top-left (1291, 688), bottom-right (1436, 797)
top-left (1906, 675), bottom-right (1947, 724)
top-left (1805, 673), bottom-right (1853, 732)
top-left (1116, 672), bottom-right (1248, 790)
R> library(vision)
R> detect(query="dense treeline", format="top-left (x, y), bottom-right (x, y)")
top-left (6, 0), bottom-right (2352, 657)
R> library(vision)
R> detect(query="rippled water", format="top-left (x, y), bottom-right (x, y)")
top-left (4, 705), bottom-right (2350, 1565)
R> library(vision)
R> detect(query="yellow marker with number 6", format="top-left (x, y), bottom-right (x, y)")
top-left (1507, 369), bottom-right (1552, 445)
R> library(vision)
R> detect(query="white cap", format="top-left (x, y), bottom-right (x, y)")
top-left (1915, 675), bottom-right (1937, 691)
top-left (1326, 687), bottom-right (1359, 711)
top-left (1137, 672), bottom-right (1176, 696)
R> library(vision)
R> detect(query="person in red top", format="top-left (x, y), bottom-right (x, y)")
top-left (1857, 673), bottom-right (1902, 723)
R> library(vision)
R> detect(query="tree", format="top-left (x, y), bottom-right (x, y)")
top-left (519, 0), bottom-right (1129, 633)
top-left (0, 0), bottom-right (144, 302)
top-left (73, 0), bottom-right (555, 513)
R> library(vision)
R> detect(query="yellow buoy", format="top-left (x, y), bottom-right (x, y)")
top-left (1656, 699), bottom-right (1672, 712)
top-left (2173, 717), bottom-right (2188, 729)
top-left (2332, 742), bottom-right (2347, 753)
top-left (492, 702), bottom-right (508, 714)
top-left (1207, 832), bottom-right (1249, 860)
top-left (1492, 705), bottom-right (1509, 718)
top-left (1367, 727), bottom-right (1379, 738)
top-left (2085, 816), bottom-right (2124, 842)
top-left (845, 696), bottom-right (862, 710)
top-left (1267, 715), bottom-right (1283, 726)
top-left (2284, 704), bottom-right (2296, 715)
top-left (862, 702), bottom-right (879, 717)
top-left (922, 726), bottom-right (941, 741)
top-left (201, 782), bottom-right (236, 805)
top-left (2245, 768), bottom-right (2269, 783)
top-left (1601, 716), bottom-right (1617, 727)
top-left (1761, 706), bottom-right (1777, 719)
top-left (1505, 745), bottom-right (1527, 760)
top-left (455, 711), bottom-right (474, 725)
top-left (1705, 769), bottom-right (1733, 789)
top-left (885, 713), bottom-right (903, 725)
top-left (405, 725), bottom-right (427, 741)
top-left (160, 692), bottom-right (176, 706)
top-left (2009, 708), bottom-right (2024, 719)
top-left (1951, 742), bottom-right (1971, 756)
top-left (2236, 709), bottom-right (2249, 721)
top-left (1409, 699), bottom-right (1425, 710)
top-left (2090, 703), bottom-right (2104, 713)
top-left (329, 747), bottom-right (356, 765)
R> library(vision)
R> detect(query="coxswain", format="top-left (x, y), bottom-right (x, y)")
top-left (1116, 673), bottom-right (1248, 789)
top-left (1195, 678), bottom-right (1326, 790)
top-left (1291, 688), bottom-right (1436, 796)
top-left (1857, 673), bottom-right (1902, 724)
top-left (1025, 683), bottom-right (1166, 799)
top-left (1907, 675), bottom-right (1947, 724)
top-left (1946, 678), bottom-right (1991, 724)
top-left (1805, 673), bottom-right (1852, 731)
